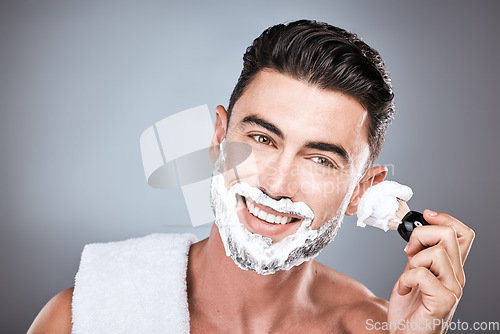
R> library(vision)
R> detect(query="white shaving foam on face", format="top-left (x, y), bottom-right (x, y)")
top-left (356, 180), bottom-right (413, 231)
top-left (210, 142), bottom-right (358, 275)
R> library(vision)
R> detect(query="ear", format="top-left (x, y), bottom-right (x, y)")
top-left (345, 165), bottom-right (387, 216)
top-left (209, 105), bottom-right (228, 163)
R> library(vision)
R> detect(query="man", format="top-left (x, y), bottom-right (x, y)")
top-left (29, 20), bottom-right (474, 333)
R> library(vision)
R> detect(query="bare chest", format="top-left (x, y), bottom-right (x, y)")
top-left (189, 307), bottom-right (348, 334)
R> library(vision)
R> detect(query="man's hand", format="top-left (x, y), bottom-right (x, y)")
top-left (387, 210), bottom-right (475, 334)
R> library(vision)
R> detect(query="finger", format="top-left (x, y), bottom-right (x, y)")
top-left (397, 267), bottom-right (459, 316)
top-left (408, 245), bottom-right (463, 298)
top-left (423, 210), bottom-right (475, 265)
top-left (405, 225), bottom-right (465, 287)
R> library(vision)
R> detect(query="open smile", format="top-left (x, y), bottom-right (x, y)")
top-left (239, 196), bottom-right (303, 234)
top-left (246, 200), bottom-right (301, 225)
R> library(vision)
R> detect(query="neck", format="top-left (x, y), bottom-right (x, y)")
top-left (188, 224), bottom-right (316, 328)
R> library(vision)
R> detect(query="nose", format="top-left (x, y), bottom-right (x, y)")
top-left (257, 153), bottom-right (298, 200)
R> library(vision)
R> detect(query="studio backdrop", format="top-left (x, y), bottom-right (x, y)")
top-left (0, 1), bottom-right (498, 332)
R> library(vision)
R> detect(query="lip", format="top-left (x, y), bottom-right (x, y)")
top-left (236, 196), bottom-right (303, 239)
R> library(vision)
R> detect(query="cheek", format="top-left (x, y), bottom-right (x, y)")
top-left (304, 175), bottom-right (353, 227)
top-left (217, 139), bottom-right (260, 187)
top-left (222, 152), bottom-right (260, 188)
top-left (308, 194), bottom-right (343, 227)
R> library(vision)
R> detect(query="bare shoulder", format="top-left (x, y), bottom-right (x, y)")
top-left (311, 261), bottom-right (389, 334)
top-left (340, 293), bottom-right (389, 334)
top-left (27, 287), bottom-right (73, 334)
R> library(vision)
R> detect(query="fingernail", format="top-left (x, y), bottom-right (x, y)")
top-left (426, 210), bottom-right (437, 217)
top-left (404, 245), bottom-right (408, 253)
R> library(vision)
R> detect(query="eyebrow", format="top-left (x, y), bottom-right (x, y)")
top-left (241, 115), bottom-right (283, 139)
top-left (241, 114), bottom-right (350, 164)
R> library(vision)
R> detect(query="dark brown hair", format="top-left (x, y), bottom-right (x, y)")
top-left (227, 19), bottom-right (395, 165)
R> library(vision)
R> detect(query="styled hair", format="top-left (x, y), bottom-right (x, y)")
top-left (227, 19), bottom-right (395, 166)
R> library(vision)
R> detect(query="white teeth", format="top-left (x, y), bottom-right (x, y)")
top-left (250, 204), bottom-right (260, 217)
top-left (265, 214), bottom-right (275, 223)
top-left (245, 199), bottom-right (293, 225)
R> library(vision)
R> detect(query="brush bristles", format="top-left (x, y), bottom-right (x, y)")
top-left (388, 199), bottom-right (410, 230)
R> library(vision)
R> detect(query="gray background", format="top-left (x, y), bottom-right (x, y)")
top-left (1, 0), bottom-right (498, 332)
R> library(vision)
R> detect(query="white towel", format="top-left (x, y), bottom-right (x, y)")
top-left (72, 233), bottom-right (198, 334)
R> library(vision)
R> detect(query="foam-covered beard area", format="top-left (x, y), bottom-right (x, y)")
top-left (209, 141), bottom-right (358, 275)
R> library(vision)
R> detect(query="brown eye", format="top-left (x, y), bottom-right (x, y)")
top-left (311, 157), bottom-right (336, 169)
top-left (253, 135), bottom-right (272, 145)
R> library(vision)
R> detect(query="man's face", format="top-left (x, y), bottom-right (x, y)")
top-left (215, 69), bottom-right (371, 242)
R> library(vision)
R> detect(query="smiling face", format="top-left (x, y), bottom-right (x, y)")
top-left (214, 69), bottom-right (372, 240)
top-left (209, 69), bottom-right (387, 274)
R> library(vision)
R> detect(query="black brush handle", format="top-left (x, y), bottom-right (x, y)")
top-left (397, 211), bottom-right (430, 242)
